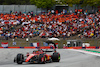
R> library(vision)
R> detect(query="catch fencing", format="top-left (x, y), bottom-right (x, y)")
top-left (0, 5), bottom-right (98, 15)
top-left (0, 5), bottom-right (47, 15)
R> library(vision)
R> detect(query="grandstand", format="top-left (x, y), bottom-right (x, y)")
top-left (0, 0), bottom-right (100, 47)
top-left (0, 9), bottom-right (100, 39)
top-left (0, 9), bottom-right (100, 47)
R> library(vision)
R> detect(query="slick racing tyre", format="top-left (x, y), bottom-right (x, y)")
top-left (16, 54), bottom-right (24, 64)
top-left (51, 52), bottom-right (60, 62)
top-left (38, 54), bottom-right (46, 64)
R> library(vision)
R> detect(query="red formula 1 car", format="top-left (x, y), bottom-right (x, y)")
top-left (14, 49), bottom-right (60, 64)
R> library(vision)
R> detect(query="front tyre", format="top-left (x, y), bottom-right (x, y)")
top-left (14, 57), bottom-right (16, 62)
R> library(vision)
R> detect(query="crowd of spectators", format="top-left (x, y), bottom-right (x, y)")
top-left (0, 9), bottom-right (100, 39)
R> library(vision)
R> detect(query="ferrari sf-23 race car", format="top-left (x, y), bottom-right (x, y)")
top-left (14, 49), bottom-right (60, 64)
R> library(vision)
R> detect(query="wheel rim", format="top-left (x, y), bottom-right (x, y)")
top-left (45, 57), bottom-right (46, 61)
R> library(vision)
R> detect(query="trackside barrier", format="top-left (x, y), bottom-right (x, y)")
top-left (63, 46), bottom-right (100, 49)
top-left (86, 46), bottom-right (96, 49)
top-left (72, 47), bottom-right (82, 49)
top-left (24, 47), bottom-right (36, 49)
top-left (0, 47), bottom-right (3, 48)
top-left (0, 46), bottom-right (100, 49)
top-left (0, 47), bottom-right (55, 49)
top-left (63, 47), bottom-right (82, 49)
top-left (96, 47), bottom-right (99, 49)
top-left (82, 47), bottom-right (86, 49)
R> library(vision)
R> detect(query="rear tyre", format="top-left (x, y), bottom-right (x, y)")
top-left (38, 54), bottom-right (46, 64)
top-left (51, 52), bottom-right (60, 62)
top-left (16, 54), bottom-right (24, 64)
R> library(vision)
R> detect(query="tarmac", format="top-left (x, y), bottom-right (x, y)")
top-left (0, 49), bottom-right (100, 67)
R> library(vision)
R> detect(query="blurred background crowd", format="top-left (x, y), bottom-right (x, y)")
top-left (0, 9), bottom-right (100, 40)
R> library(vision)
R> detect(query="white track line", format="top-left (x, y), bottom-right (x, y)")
top-left (67, 49), bottom-right (100, 56)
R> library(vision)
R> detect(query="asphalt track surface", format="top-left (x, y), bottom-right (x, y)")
top-left (0, 49), bottom-right (100, 67)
